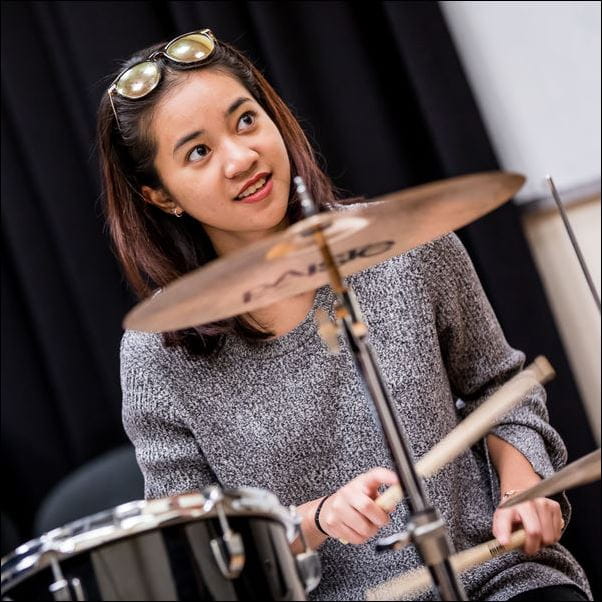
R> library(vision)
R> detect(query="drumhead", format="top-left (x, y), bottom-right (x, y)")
top-left (1, 486), bottom-right (297, 594)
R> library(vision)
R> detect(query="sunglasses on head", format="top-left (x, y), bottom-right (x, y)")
top-left (107, 29), bottom-right (216, 131)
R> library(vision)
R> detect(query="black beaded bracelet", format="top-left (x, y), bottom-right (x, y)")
top-left (314, 494), bottom-right (331, 536)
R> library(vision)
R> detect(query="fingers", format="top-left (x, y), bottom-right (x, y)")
top-left (320, 467), bottom-right (398, 544)
top-left (332, 521), bottom-right (368, 546)
top-left (534, 499), bottom-right (555, 546)
top-left (492, 507), bottom-right (516, 546)
top-left (534, 498), bottom-right (563, 546)
top-left (555, 508), bottom-right (565, 534)
top-left (351, 494), bottom-right (390, 529)
top-left (321, 497), bottom-right (378, 544)
top-left (493, 498), bottom-right (563, 556)
top-left (516, 503), bottom-right (543, 555)
top-left (361, 468), bottom-right (399, 498)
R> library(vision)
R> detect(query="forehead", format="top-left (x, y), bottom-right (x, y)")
top-left (151, 69), bottom-right (250, 145)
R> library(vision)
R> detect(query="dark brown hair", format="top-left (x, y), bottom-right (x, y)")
top-left (98, 34), bottom-right (352, 355)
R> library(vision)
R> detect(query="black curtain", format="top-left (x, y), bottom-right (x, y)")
top-left (1, 1), bottom-right (599, 595)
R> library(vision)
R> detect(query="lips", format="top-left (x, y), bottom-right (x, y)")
top-left (235, 172), bottom-right (271, 200)
top-left (235, 175), bottom-right (274, 205)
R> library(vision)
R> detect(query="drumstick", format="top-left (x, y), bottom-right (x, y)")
top-left (376, 357), bottom-right (554, 512)
top-left (365, 529), bottom-right (526, 601)
top-left (500, 449), bottom-right (601, 508)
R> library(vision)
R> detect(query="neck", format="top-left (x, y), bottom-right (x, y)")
top-left (205, 218), bottom-right (289, 257)
top-left (249, 290), bottom-right (317, 339)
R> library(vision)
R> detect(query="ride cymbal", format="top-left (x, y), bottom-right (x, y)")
top-left (124, 171), bottom-right (525, 332)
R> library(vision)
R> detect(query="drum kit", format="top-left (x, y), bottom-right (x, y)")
top-left (2, 172), bottom-right (600, 601)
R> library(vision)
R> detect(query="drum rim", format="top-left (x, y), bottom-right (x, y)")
top-left (1, 486), bottom-right (297, 593)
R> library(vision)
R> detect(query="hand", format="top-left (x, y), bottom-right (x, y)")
top-left (319, 467), bottom-right (398, 545)
top-left (492, 497), bottom-right (564, 555)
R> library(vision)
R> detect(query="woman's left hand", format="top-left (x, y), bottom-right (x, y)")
top-left (492, 497), bottom-right (564, 555)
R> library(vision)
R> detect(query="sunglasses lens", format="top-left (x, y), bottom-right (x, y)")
top-left (165, 32), bottom-right (215, 63)
top-left (115, 61), bottom-right (161, 99)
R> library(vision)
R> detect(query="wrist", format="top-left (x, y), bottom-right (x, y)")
top-left (500, 488), bottom-right (522, 504)
top-left (314, 495), bottom-right (332, 536)
top-left (294, 498), bottom-right (330, 551)
top-left (498, 475), bottom-right (541, 504)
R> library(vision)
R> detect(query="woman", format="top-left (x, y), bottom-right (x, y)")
top-left (98, 29), bottom-right (591, 600)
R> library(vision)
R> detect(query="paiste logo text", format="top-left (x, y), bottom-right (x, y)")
top-left (242, 240), bottom-right (395, 303)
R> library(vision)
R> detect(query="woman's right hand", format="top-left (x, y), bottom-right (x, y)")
top-left (318, 467), bottom-right (399, 544)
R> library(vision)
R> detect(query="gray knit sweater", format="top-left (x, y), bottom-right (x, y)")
top-left (121, 233), bottom-right (591, 601)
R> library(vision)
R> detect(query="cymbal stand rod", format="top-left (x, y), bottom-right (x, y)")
top-left (546, 175), bottom-right (601, 313)
top-left (294, 177), bottom-right (466, 601)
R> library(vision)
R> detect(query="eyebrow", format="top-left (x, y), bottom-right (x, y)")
top-left (172, 96), bottom-right (254, 157)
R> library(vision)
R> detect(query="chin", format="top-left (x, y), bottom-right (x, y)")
top-left (268, 199), bottom-right (290, 230)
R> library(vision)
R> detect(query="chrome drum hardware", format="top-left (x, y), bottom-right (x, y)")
top-left (2, 487), bottom-right (320, 601)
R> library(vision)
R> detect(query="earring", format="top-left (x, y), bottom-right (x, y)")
top-left (173, 207), bottom-right (184, 218)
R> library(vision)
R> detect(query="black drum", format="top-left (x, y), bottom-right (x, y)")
top-left (1, 486), bottom-right (320, 601)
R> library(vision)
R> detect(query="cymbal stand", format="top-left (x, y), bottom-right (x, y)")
top-left (294, 177), bottom-right (466, 601)
top-left (545, 176), bottom-right (601, 314)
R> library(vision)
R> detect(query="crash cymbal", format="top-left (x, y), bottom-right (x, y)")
top-left (499, 448), bottom-right (601, 508)
top-left (124, 171), bottom-right (524, 332)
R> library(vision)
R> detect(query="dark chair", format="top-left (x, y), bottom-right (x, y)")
top-left (34, 444), bottom-right (144, 536)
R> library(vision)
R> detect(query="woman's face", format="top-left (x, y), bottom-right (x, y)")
top-left (143, 69), bottom-right (291, 253)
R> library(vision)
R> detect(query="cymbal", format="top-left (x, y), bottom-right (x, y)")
top-left (499, 448), bottom-right (601, 508)
top-left (124, 171), bottom-right (525, 332)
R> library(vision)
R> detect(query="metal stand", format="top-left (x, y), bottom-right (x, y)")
top-left (295, 177), bottom-right (467, 601)
top-left (546, 175), bottom-right (601, 314)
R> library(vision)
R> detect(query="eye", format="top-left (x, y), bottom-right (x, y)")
top-left (237, 110), bottom-right (257, 131)
top-left (187, 144), bottom-right (210, 162)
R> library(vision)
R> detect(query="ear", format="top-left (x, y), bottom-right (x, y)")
top-left (141, 184), bottom-right (181, 215)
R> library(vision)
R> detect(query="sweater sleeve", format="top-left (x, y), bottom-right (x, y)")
top-left (420, 233), bottom-right (569, 512)
top-left (120, 330), bottom-right (218, 500)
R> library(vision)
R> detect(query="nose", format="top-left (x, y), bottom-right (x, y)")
top-left (222, 138), bottom-right (259, 180)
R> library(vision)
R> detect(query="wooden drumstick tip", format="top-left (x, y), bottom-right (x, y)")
top-left (529, 356), bottom-right (555, 384)
top-left (375, 485), bottom-right (403, 512)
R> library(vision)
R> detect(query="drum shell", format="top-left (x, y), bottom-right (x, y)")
top-left (2, 511), bottom-right (308, 600)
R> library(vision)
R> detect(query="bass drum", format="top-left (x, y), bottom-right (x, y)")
top-left (1, 486), bottom-right (320, 601)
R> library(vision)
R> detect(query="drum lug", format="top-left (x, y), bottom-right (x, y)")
top-left (295, 550), bottom-right (321, 593)
top-left (210, 531), bottom-right (245, 579)
top-left (49, 578), bottom-right (85, 601)
top-left (209, 491), bottom-right (245, 579)
top-left (375, 529), bottom-right (411, 553)
top-left (289, 505), bottom-right (321, 593)
top-left (48, 557), bottom-right (86, 601)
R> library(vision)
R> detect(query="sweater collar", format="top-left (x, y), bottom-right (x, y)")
top-left (220, 285), bottom-right (335, 359)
